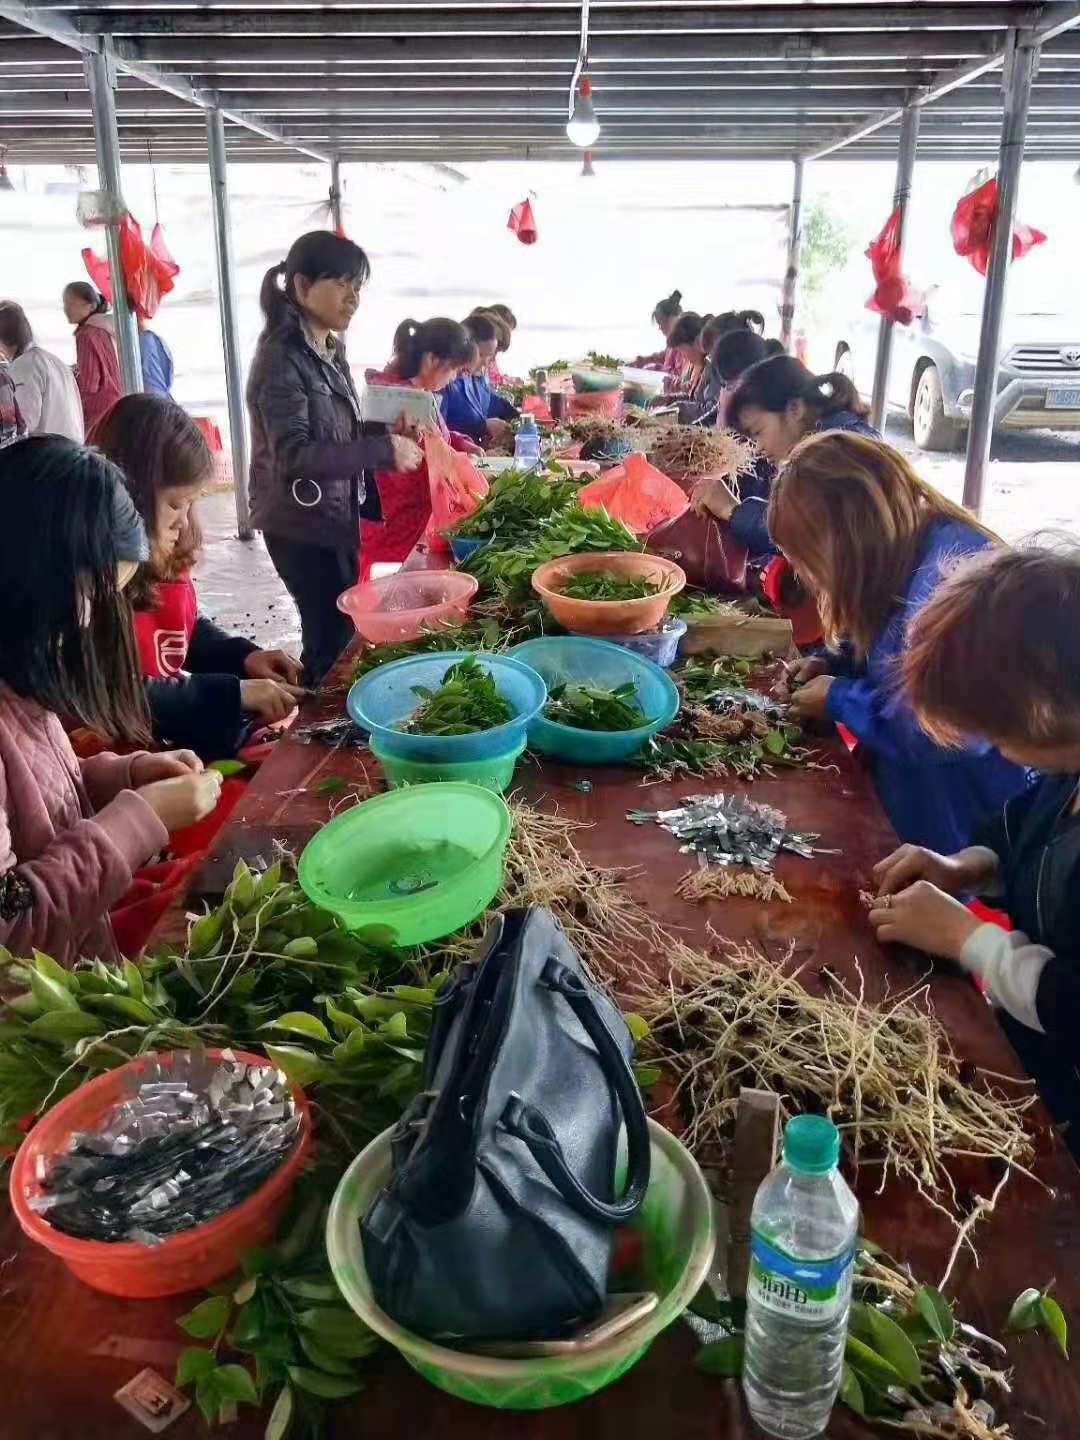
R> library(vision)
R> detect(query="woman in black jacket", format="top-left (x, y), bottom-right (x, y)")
top-left (247, 232), bottom-right (423, 684)
top-left (868, 545), bottom-right (1080, 1149)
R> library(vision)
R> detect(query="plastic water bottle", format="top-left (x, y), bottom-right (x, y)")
top-left (514, 415), bottom-right (542, 468)
top-left (742, 1115), bottom-right (859, 1439)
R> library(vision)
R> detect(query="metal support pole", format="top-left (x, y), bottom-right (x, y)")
top-left (869, 102), bottom-right (921, 433)
top-left (962, 33), bottom-right (1037, 514)
top-left (329, 156), bottom-right (343, 232)
top-left (780, 156), bottom-right (804, 351)
top-left (206, 106), bottom-right (252, 541)
top-left (83, 47), bottom-right (141, 397)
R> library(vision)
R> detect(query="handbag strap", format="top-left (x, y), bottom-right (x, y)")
top-left (499, 959), bottom-right (651, 1224)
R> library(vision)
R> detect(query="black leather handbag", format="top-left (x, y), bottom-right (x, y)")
top-left (360, 905), bottom-right (651, 1342)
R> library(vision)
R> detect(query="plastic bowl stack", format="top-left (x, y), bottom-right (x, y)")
top-left (510, 636), bottom-right (679, 764)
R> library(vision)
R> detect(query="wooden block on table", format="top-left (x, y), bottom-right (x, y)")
top-left (681, 612), bottom-right (794, 658)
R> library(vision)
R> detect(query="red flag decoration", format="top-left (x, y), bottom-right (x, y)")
top-left (82, 216), bottom-right (181, 319)
top-left (950, 177), bottom-right (1046, 277)
top-left (507, 197), bottom-right (538, 246)
top-left (864, 205), bottom-right (926, 326)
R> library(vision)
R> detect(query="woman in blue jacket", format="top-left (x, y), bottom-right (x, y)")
top-left (771, 431), bottom-right (1028, 853)
top-left (440, 313), bottom-right (518, 445)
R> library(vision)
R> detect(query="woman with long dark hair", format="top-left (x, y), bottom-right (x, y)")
top-left (631, 289), bottom-right (684, 376)
top-left (727, 354), bottom-right (878, 465)
top-left (246, 231), bottom-right (423, 684)
top-left (441, 312), bottom-right (519, 445)
top-left (62, 281), bottom-right (121, 432)
top-left (361, 316), bottom-right (476, 579)
top-left (0, 301), bottom-right (83, 441)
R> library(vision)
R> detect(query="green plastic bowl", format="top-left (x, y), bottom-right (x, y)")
top-left (326, 1119), bottom-right (716, 1410)
top-left (571, 367), bottom-right (624, 394)
top-left (297, 783), bottom-right (511, 946)
top-left (371, 735), bottom-right (525, 795)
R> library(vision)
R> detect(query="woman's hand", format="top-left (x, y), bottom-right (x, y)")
top-left (240, 678), bottom-right (303, 723)
top-left (138, 771), bottom-right (223, 831)
top-left (787, 673), bottom-right (835, 724)
top-left (773, 654), bottom-right (828, 699)
top-left (872, 844), bottom-right (976, 898)
top-left (691, 474), bottom-right (739, 523)
top-left (130, 750), bottom-right (203, 785)
top-left (868, 880), bottom-right (982, 961)
top-left (389, 435), bottom-right (424, 472)
top-left (244, 649), bottom-right (305, 687)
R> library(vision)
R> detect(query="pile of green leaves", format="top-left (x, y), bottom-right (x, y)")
top-left (676, 654), bottom-right (755, 701)
top-left (351, 619), bottom-right (506, 682)
top-left (668, 590), bottom-right (740, 622)
top-left (465, 505), bottom-right (642, 600)
top-left (450, 466), bottom-right (580, 543)
top-left (402, 656), bottom-right (514, 736)
top-left (585, 350), bottom-right (623, 370)
top-left (545, 681), bottom-right (647, 733)
top-left (559, 571), bottom-right (661, 603)
top-left (693, 1241), bottom-right (1068, 1438)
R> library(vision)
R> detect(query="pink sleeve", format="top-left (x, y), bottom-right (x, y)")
top-left (448, 431), bottom-right (482, 455)
top-left (80, 751), bottom-right (146, 808)
top-left (0, 769), bottom-right (167, 961)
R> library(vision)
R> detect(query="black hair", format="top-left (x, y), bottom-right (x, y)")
top-left (259, 231), bottom-right (371, 335)
top-left (668, 312), bottom-right (706, 349)
top-left (463, 312), bottom-right (499, 346)
top-left (728, 354), bottom-right (867, 429)
top-left (63, 281), bottom-right (108, 315)
top-left (711, 329), bottom-right (769, 385)
top-left (0, 302), bottom-right (33, 357)
top-left (392, 317), bottom-right (473, 381)
top-left (484, 303), bottom-right (517, 330)
top-left (763, 338), bottom-right (787, 358)
top-left (712, 309), bottom-right (766, 338)
top-left (652, 290), bottom-right (683, 324)
top-left (0, 436), bottom-right (150, 743)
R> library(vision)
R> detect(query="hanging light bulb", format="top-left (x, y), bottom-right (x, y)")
top-left (0, 149), bottom-right (14, 193)
top-left (567, 76), bottom-right (600, 148)
top-left (581, 149), bottom-right (596, 178)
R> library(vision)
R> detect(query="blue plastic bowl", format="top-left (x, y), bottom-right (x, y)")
top-left (571, 616), bottom-right (687, 670)
top-left (449, 535), bottom-right (488, 564)
top-left (508, 637), bottom-right (680, 764)
top-left (347, 651), bottom-right (548, 763)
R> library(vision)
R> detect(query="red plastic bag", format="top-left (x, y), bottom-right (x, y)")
top-left (82, 215), bottom-right (181, 319)
top-left (424, 430), bottom-right (489, 534)
top-left (579, 452), bottom-right (689, 535)
top-left (865, 206), bottom-right (925, 326)
top-left (647, 508), bottom-right (748, 595)
top-left (950, 177), bottom-right (1046, 277)
top-left (508, 198), bottom-right (538, 246)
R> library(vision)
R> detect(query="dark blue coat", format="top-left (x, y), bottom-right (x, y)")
top-left (441, 373), bottom-right (517, 444)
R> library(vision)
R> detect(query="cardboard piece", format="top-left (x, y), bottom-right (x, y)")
top-left (726, 1088), bottom-right (782, 1297)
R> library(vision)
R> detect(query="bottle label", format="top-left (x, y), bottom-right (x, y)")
top-left (748, 1231), bottom-right (855, 1323)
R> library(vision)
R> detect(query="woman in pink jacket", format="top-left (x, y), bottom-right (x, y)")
top-left (63, 281), bottom-right (123, 432)
top-left (0, 436), bottom-right (223, 964)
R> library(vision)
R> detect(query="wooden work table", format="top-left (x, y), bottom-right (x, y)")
top-left (2, 654), bottom-right (1078, 1439)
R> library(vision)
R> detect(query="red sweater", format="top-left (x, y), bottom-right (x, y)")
top-left (74, 312), bottom-right (123, 432)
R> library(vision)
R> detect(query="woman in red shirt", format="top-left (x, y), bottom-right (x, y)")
top-left (361, 316), bottom-right (476, 578)
top-left (63, 282), bottom-right (122, 432)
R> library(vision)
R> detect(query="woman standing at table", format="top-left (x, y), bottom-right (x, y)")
top-left (868, 544), bottom-right (1080, 1152)
top-left (62, 281), bottom-right (121, 433)
top-left (631, 289), bottom-right (683, 377)
top-left (361, 316), bottom-right (475, 581)
top-left (246, 231), bottom-right (423, 685)
top-left (442, 313), bottom-right (519, 445)
top-left (770, 431), bottom-right (1027, 852)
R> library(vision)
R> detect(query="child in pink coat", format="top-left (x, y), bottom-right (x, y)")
top-left (0, 436), bottom-right (223, 964)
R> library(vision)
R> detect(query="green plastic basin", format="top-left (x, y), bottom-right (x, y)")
top-left (297, 783), bottom-right (511, 946)
top-left (371, 735), bottom-right (525, 795)
top-left (326, 1119), bottom-right (716, 1410)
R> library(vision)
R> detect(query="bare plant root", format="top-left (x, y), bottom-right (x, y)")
top-left (677, 867), bottom-right (792, 905)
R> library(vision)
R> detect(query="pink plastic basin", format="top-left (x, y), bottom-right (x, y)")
top-left (338, 570), bottom-right (479, 645)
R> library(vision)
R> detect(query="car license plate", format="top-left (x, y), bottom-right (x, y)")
top-left (1047, 387), bottom-right (1080, 409)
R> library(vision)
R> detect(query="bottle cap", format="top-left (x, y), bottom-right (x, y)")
top-left (783, 1114), bottom-right (840, 1174)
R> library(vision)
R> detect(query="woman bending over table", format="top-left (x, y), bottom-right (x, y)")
top-left (869, 543), bottom-right (1080, 1149)
top-left (441, 312), bottom-right (519, 445)
top-left (771, 432), bottom-right (1028, 852)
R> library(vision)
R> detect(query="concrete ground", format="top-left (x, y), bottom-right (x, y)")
top-left (194, 424), bottom-right (1080, 655)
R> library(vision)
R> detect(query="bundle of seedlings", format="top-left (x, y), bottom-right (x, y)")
top-left (676, 866), bottom-right (792, 905)
top-left (449, 465), bottom-right (581, 544)
top-left (646, 425), bottom-right (754, 485)
top-left (350, 618), bottom-right (508, 682)
top-left (629, 938), bottom-right (1036, 1212)
top-left (464, 505), bottom-right (642, 600)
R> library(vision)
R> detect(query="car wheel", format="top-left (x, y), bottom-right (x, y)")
top-left (913, 365), bottom-right (963, 451)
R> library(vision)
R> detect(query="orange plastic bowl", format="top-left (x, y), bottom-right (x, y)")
top-left (338, 571), bottom-right (479, 646)
top-left (10, 1049), bottom-right (311, 1298)
top-left (531, 552), bottom-right (686, 636)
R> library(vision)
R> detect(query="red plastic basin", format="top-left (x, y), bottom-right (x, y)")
top-left (10, 1049), bottom-right (311, 1298)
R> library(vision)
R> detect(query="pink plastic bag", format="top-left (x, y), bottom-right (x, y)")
top-left (507, 198), bottom-right (538, 245)
top-left (579, 452), bottom-right (689, 535)
top-left (951, 178), bottom-right (1046, 277)
top-left (425, 430), bottom-right (489, 534)
top-left (865, 206), bottom-right (925, 326)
